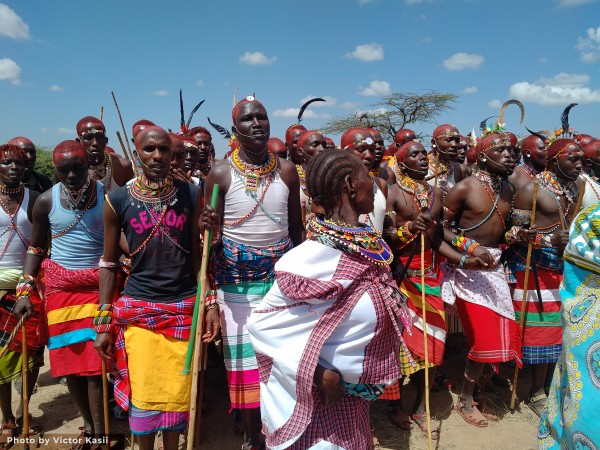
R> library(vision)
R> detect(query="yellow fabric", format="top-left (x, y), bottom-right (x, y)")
top-left (401, 284), bottom-right (445, 319)
top-left (46, 304), bottom-right (97, 326)
top-left (0, 268), bottom-right (21, 290)
top-left (124, 326), bottom-right (191, 412)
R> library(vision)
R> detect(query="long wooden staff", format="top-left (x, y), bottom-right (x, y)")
top-left (574, 180), bottom-right (586, 218)
top-left (510, 181), bottom-right (539, 410)
top-left (420, 232), bottom-right (433, 450)
top-left (111, 91), bottom-right (134, 159)
top-left (102, 361), bottom-right (110, 450)
top-left (21, 326), bottom-right (30, 450)
top-left (185, 184), bottom-right (219, 450)
top-left (0, 316), bottom-right (25, 359)
top-left (100, 106), bottom-right (104, 122)
top-left (116, 131), bottom-right (133, 162)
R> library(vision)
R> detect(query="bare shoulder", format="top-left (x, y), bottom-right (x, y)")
top-left (209, 159), bottom-right (231, 178)
top-left (33, 189), bottom-right (52, 216)
top-left (278, 158), bottom-right (300, 187)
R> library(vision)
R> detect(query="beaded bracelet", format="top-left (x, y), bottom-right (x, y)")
top-left (534, 233), bottom-right (553, 248)
top-left (205, 290), bottom-right (219, 310)
top-left (98, 256), bottom-right (120, 269)
top-left (451, 236), bottom-right (480, 255)
top-left (26, 246), bottom-right (46, 256)
top-left (15, 274), bottom-right (35, 299)
top-left (397, 222), bottom-right (414, 242)
top-left (459, 255), bottom-right (468, 268)
top-left (504, 226), bottom-right (521, 243)
top-left (94, 322), bottom-right (113, 334)
top-left (95, 303), bottom-right (113, 317)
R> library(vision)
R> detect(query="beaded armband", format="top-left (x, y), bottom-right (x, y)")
top-left (205, 290), bottom-right (219, 310)
top-left (397, 222), bottom-right (414, 242)
top-left (26, 246), bottom-right (46, 256)
top-left (533, 233), bottom-right (553, 248)
top-left (15, 274), bottom-right (35, 299)
top-left (504, 226), bottom-right (522, 243)
top-left (451, 236), bottom-right (480, 255)
top-left (93, 304), bottom-right (113, 333)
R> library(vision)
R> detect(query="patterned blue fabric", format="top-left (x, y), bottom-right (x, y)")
top-left (522, 344), bottom-right (562, 365)
top-left (505, 245), bottom-right (562, 284)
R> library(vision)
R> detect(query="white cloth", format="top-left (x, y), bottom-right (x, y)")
top-left (579, 173), bottom-right (600, 211)
top-left (0, 189), bottom-right (31, 270)
top-left (359, 181), bottom-right (386, 234)
top-left (222, 166), bottom-right (289, 247)
top-left (441, 247), bottom-right (515, 320)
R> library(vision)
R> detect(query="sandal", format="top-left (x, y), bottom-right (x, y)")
top-left (528, 393), bottom-right (547, 418)
top-left (372, 436), bottom-right (381, 449)
top-left (15, 415), bottom-right (41, 437)
top-left (454, 400), bottom-right (488, 428)
top-left (411, 413), bottom-right (440, 440)
top-left (477, 398), bottom-right (500, 422)
top-left (0, 423), bottom-right (18, 449)
top-left (386, 406), bottom-right (413, 430)
top-left (108, 399), bottom-right (127, 420)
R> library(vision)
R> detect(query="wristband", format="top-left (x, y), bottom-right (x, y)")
top-left (205, 290), bottom-right (219, 310)
top-left (397, 222), bottom-right (414, 242)
top-left (459, 255), bottom-right (468, 268)
top-left (451, 236), bottom-right (481, 254)
top-left (99, 256), bottom-right (120, 269)
top-left (26, 246), bottom-right (46, 256)
top-left (15, 274), bottom-right (35, 299)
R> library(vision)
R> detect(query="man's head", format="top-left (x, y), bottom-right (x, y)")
top-left (7, 136), bottom-right (36, 180)
top-left (169, 133), bottom-right (186, 172)
top-left (267, 137), bottom-right (287, 159)
top-left (76, 116), bottom-right (108, 164)
top-left (297, 130), bottom-right (326, 164)
top-left (341, 128), bottom-right (375, 171)
top-left (0, 144), bottom-right (27, 187)
top-left (431, 124), bottom-right (461, 160)
top-left (583, 140), bottom-right (600, 176)
top-left (134, 126), bottom-right (173, 180)
top-left (394, 129), bottom-right (416, 146)
top-left (521, 135), bottom-right (548, 172)
top-left (369, 129), bottom-right (385, 166)
top-left (132, 119), bottom-right (155, 140)
top-left (231, 96), bottom-right (270, 154)
top-left (576, 134), bottom-right (595, 148)
top-left (324, 137), bottom-right (336, 150)
top-left (188, 126), bottom-right (212, 164)
top-left (475, 133), bottom-right (514, 177)
top-left (53, 140), bottom-right (89, 191)
top-left (547, 138), bottom-right (583, 181)
top-left (285, 124), bottom-right (307, 164)
top-left (395, 141), bottom-right (429, 180)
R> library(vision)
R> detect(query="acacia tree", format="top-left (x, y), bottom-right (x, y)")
top-left (321, 90), bottom-right (458, 141)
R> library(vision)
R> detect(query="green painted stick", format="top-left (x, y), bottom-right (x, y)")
top-left (183, 183), bottom-right (219, 374)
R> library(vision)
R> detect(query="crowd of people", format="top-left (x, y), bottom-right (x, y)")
top-left (0, 96), bottom-right (598, 450)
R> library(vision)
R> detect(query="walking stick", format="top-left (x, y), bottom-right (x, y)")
top-left (21, 326), bottom-right (29, 450)
top-left (100, 106), bottom-right (104, 122)
top-left (0, 316), bottom-right (25, 359)
top-left (184, 184), bottom-right (219, 450)
top-left (101, 361), bottom-right (110, 450)
top-left (510, 181), bottom-right (539, 410)
top-left (574, 180), bottom-right (586, 218)
top-left (111, 91), bottom-right (134, 159)
top-left (116, 131), bottom-right (133, 162)
top-left (420, 232), bottom-right (433, 450)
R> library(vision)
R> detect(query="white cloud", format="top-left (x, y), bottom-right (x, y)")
top-left (443, 52), bottom-right (484, 71)
top-left (509, 72), bottom-right (600, 105)
top-left (576, 26), bottom-right (600, 63)
top-left (358, 80), bottom-right (391, 96)
top-left (196, 80), bottom-right (204, 87)
top-left (487, 99), bottom-right (502, 109)
top-left (239, 51), bottom-right (277, 65)
top-left (153, 90), bottom-right (168, 96)
top-left (339, 101), bottom-right (359, 110)
top-left (0, 4), bottom-right (29, 40)
top-left (344, 43), bottom-right (384, 62)
top-left (0, 58), bottom-right (21, 85)
top-left (462, 86), bottom-right (478, 94)
top-left (57, 127), bottom-right (75, 135)
top-left (539, 57), bottom-right (548, 64)
top-left (558, 0), bottom-right (595, 6)
top-left (49, 84), bottom-right (63, 92)
top-left (299, 95), bottom-right (337, 107)
top-left (272, 108), bottom-right (331, 120)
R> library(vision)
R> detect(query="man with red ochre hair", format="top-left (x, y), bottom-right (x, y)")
top-left (131, 120), bottom-right (155, 141)
top-left (7, 137), bottom-right (52, 193)
top-left (507, 138), bottom-right (582, 416)
top-left (76, 116), bottom-right (134, 193)
top-left (580, 140), bottom-right (600, 209)
top-left (187, 126), bottom-right (213, 180)
top-left (285, 124), bottom-right (307, 166)
top-left (508, 134), bottom-right (548, 191)
top-left (380, 129), bottom-right (416, 181)
top-left (267, 137), bottom-right (287, 159)
top-left (368, 128), bottom-right (386, 178)
top-left (324, 137), bottom-right (336, 150)
top-left (15, 140), bottom-right (109, 442)
top-left (428, 124), bottom-right (467, 196)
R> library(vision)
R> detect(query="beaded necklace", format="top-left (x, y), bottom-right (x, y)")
top-left (296, 164), bottom-right (306, 192)
top-left (0, 184), bottom-right (24, 195)
top-left (517, 162), bottom-right (538, 179)
top-left (53, 182), bottom-right (99, 241)
top-left (458, 170), bottom-right (506, 232)
top-left (89, 153), bottom-right (112, 192)
top-left (129, 175), bottom-right (178, 213)
top-left (587, 175), bottom-right (600, 201)
top-left (0, 190), bottom-right (28, 258)
top-left (231, 148), bottom-right (276, 192)
top-left (537, 170), bottom-right (577, 225)
top-left (307, 214), bottom-right (393, 266)
top-left (394, 164), bottom-right (434, 212)
top-left (197, 161), bottom-right (211, 178)
top-left (428, 152), bottom-right (452, 189)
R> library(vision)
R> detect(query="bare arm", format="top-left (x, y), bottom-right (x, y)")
top-left (279, 159), bottom-right (305, 246)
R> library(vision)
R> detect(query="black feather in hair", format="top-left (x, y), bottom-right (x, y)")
top-left (179, 89), bottom-right (185, 129)
top-left (207, 117), bottom-right (232, 140)
top-left (561, 103), bottom-right (577, 134)
top-left (525, 126), bottom-right (548, 142)
top-left (298, 97), bottom-right (326, 123)
top-left (186, 100), bottom-right (205, 128)
top-left (479, 116), bottom-right (495, 132)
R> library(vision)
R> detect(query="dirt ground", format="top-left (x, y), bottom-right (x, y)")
top-left (9, 334), bottom-right (539, 450)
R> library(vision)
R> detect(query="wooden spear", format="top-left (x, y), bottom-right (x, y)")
top-left (185, 184), bottom-right (219, 450)
top-left (421, 232), bottom-right (433, 450)
top-left (99, 106), bottom-right (104, 122)
top-left (21, 326), bottom-right (30, 450)
top-left (573, 180), bottom-right (586, 218)
top-left (102, 361), bottom-right (110, 450)
top-left (111, 91), bottom-right (134, 158)
top-left (510, 181), bottom-right (539, 410)
top-left (116, 131), bottom-right (133, 162)
top-left (0, 316), bottom-right (25, 359)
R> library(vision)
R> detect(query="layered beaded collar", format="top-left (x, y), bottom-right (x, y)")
top-left (307, 214), bottom-right (393, 266)
top-left (393, 163), bottom-right (433, 212)
top-left (89, 153), bottom-right (112, 191)
top-left (129, 174), bottom-right (178, 212)
top-left (474, 169), bottom-right (503, 194)
top-left (517, 162), bottom-right (538, 179)
top-left (537, 170), bottom-right (577, 205)
top-left (230, 148), bottom-right (276, 192)
top-left (0, 183), bottom-right (23, 195)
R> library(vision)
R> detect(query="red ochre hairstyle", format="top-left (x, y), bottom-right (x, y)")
top-left (76, 116), bottom-right (105, 136)
top-left (394, 140), bottom-right (423, 161)
top-left (547, 138), bottom-right (579, 160)
top-left (341, 128), bottom-right (369, 150)
top-left (285, 124), bottom-right (307, 145)
top-left (296, 130), bottom-right (320, 150)
top-left (53, 140), bottom-right (88, 164)
top-left (0, 144), bottom-right (27, 161)
top-left (187, 126), bottom-right (212, 140)
top-left (7, 136), bottom-right (34, 148)
top-left (583, 140), bottom-right (600, 160)
top-left (232, 97), bottom-right (265, 123)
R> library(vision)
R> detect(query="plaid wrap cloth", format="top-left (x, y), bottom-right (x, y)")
top-left (111, 296), bottom-right (195, 411)
top-left (42, 258), bottom-right (100, 296)
top-left (0, 290), bottom-right (46, 353)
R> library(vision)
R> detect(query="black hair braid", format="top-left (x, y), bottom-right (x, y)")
top-left (306, 149), bottom-right (354, 215)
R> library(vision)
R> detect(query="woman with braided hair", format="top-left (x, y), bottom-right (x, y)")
top-left (248, 149), bottom-right (408, 450)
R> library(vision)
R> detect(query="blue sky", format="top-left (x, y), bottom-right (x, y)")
top-left (1, 0), bottom-right (599, 158)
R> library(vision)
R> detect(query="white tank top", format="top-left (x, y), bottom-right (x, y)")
top-left (359, 181), bottom-right (386, 234)
top-left (0, 189), bottom-right (33, 269)
top-left (580, 173), bottom-right (600, 211)
top-left (222, 166), bottom-right (290, 247)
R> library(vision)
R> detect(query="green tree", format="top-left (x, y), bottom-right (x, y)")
top-left (34, 146), bottom-right (55, 179)
top-left (321, 90), bottom-right (458, 141)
